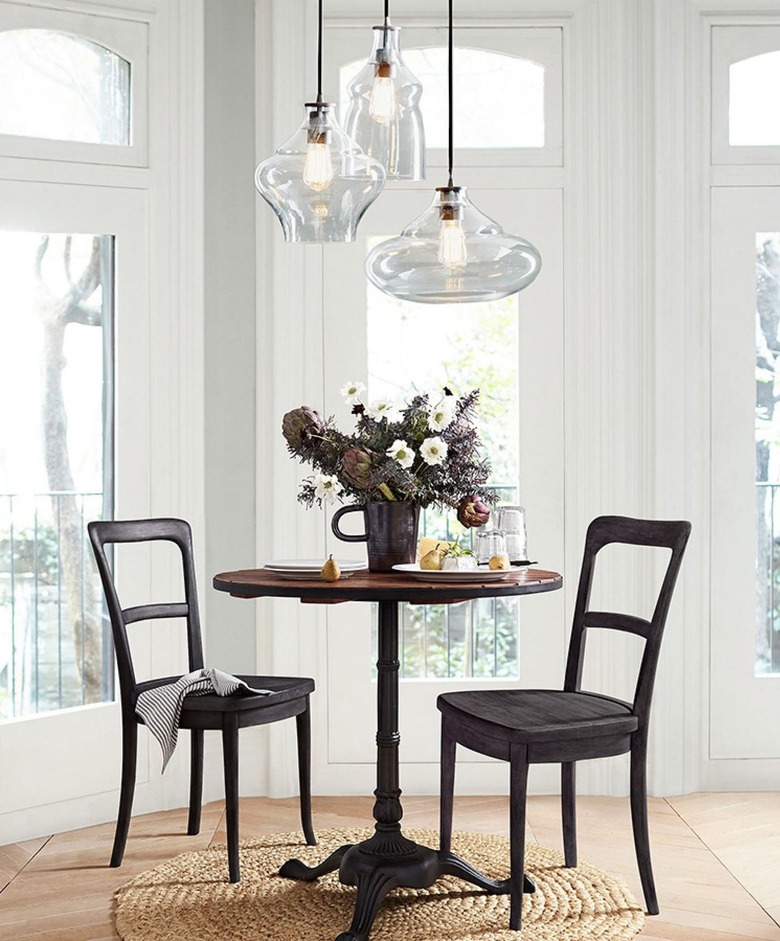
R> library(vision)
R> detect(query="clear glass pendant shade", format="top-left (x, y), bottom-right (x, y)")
top-left (255, 103), bottom-right (386, 243)
top-left (365, 186), bottom-right (541, 303)
top-left (344, 26), bottom-right (425, 181)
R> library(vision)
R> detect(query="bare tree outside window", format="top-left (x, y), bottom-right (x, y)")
top-left (755, 233), bottom-right (780, 674)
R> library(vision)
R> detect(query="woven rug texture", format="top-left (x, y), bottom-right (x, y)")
top-left (114, 827), bottom-right (646, 941)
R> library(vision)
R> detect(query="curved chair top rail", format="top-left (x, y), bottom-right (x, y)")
top-left (87, 518), bottom-right (204, 697)
top-left (565, 515), bottom-right (692, 717)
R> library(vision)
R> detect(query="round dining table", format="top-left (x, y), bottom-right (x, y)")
top-left (213, 564), bottom-right (563, 941)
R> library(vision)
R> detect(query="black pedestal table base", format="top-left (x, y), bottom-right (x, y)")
top-left (279, 599), bottom-right (535, 941)
top-left (280, 835), bottom-right (535, 941)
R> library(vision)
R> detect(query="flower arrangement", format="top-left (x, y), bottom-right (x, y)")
top-left (282, 383), bottom-right (494, 527)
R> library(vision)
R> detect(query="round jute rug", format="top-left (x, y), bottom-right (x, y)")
top-left (114, 827), bottom-right (645, 941)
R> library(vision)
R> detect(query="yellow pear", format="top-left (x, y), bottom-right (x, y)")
top-left (420, 545), bottom-right (445, 570)
top-left (321, 554), bottom-right (341, 582)
top-left (488, 553), bottom-right (510, 571)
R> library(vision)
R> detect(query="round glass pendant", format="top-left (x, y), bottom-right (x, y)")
top-left (343, 26), bottom-right (425, 181)
top-left (365, 186), bottom-right (541, 303)
top-left (255, 102), bottom-right (386, 243)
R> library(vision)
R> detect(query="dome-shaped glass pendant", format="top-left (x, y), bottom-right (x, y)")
top-left (365, 185), bottom-right (541, 303)
top-left (344, 24), bottom-right (425, 180)
top-left (255, 101), bottom-right (386, 243)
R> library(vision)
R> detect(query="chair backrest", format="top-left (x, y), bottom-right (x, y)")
top-left (563, 515), bottom-right (691, 726)
top-left (87, 518), bottom-right (204, 706)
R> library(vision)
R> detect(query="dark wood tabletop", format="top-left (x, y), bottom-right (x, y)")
top-left (212, 566), bottom-right (562, 604)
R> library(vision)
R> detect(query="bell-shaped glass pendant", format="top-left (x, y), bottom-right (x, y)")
top-left (344, 26), bottom-right (425, 180)
top-left (365, 186), bottom-right (541, 303)
top-left (255, 102), bottom-right (386, 243)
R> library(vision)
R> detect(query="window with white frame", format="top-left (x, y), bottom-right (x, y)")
top-left (0, 6), bottom-right (147, 720)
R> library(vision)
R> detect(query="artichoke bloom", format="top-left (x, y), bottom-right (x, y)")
top-left (457, 495), bottom-right (491, 528)
top-left (282, 406), bottom-right (326, 452)
top-left (342, 447), bottom-right (374, 489)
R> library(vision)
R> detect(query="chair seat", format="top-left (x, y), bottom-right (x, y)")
top-left (132, 675), bottom-right (315, 713)
top-left (437, 688), bottom-right (638, 744)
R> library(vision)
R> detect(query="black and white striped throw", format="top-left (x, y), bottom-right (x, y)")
top-left (135, 669), bottom-right (272, 771)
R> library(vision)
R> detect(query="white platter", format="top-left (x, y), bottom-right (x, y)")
top-left (392, 563), bottom-right (511, 582)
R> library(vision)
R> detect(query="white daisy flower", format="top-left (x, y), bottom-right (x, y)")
top-left (314, 474), bottom-right (343, 504)
top-left (340, 380), bottom-right (366, 405)
top-left (428, 396), bottom-right (457, 432)
top-left (367, 398), bottom-right (397, 421)
top-left (387, 439), bottom-right (415, 469)
top-left (419, 436), bottom-right (449, 466)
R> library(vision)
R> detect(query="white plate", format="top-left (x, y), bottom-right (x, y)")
top-left (266, 558), bottom-right (365, 571)
top-left (392, 563), bottom-right (512, 582)
top-left (270, 568), bottom-right (363, 580)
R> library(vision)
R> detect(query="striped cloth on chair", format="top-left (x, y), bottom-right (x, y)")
top-left (135, 669), bottom-right (272, 771)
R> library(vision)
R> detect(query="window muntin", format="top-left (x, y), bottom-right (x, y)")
top-left (0, 29), bottom-right (130, 145)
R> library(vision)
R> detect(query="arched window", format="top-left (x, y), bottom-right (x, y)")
top-left (729, 50), bottom-right (780, 147)
top-left (0, 29), bottom-right (130, 145)
top-left (712, 25), bottom-right (780, 164)
top-left (341, 47), bottom-right (545, 150)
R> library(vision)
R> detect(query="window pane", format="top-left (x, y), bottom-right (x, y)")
top-left (0, 30), bottom-right (130, 145)
top-left (0, 232), bottom-right (113, 718)
top-left (341, 47), bottom-right (544, 149)
top-left (366, 252), bottom-right (521, 678)
top-left (756, 232), bottom-right (780, 675)
top-left (730, 51), bottom-right (780, 146)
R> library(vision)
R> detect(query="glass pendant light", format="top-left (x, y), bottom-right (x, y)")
top-left (343, 0), bottom-right (425, 180)
top-left (365, 0), bottom-right (541, 303)
top-left (255, 0), bottom-right (386, 243)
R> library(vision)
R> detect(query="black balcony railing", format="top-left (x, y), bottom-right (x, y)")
top-left (0, 491), bottom-right (113, 719)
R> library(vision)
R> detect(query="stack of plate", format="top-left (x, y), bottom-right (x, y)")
top-left (265, 559), bottom-right (366, 580)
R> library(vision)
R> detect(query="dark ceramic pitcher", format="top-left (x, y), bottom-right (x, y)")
top-left (331, 501), bottom-right (421, 572)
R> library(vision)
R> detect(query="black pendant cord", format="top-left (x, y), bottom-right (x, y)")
top-left (447, 0), bottom-right (454, 188)
top-left (382, 0), bottom-right (390, 49)
top-left (316, 0), bottom-right (324, 106)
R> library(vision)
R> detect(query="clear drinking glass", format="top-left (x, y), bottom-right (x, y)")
top-left (495, 505), bottom-right (527, 561)
top-left (475, 530), bottom-right (508, 564)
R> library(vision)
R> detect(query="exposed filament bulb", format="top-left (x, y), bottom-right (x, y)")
top-left (369, 60), bottom-right (397, 122)
top-left (303, 138), bottom-right (333, 191)
top-left (438, 216), bottom-right (468, 269)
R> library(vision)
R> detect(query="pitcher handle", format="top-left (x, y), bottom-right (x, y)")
top-left (331, 505), bottom-right (368, 543)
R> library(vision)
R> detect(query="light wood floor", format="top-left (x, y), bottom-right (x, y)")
top-left (0, 793), bottom-right (778, 940)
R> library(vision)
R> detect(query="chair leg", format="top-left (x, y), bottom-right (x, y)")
top-left (561, 761), bottom-right (577, 867)
top-left (509, 744), bottom-right (530, 931)
top-left (187, 729), bottom-right (204, 836)
top-left (222, 714), bottom-right (241, 883)
top-left (439, 720), bottom-right (456, 854)
top-left (296, 699), bottom-right (316, 846)
top-left (630, 736), bottom-right (659, 915)
top-left (111, 718), bottom-right (138, 868)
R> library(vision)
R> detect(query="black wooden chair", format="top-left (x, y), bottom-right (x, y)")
top-left (437, 515), bottom-right (691, 930)
top-left (88, 517), bottom-right (316, 882)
